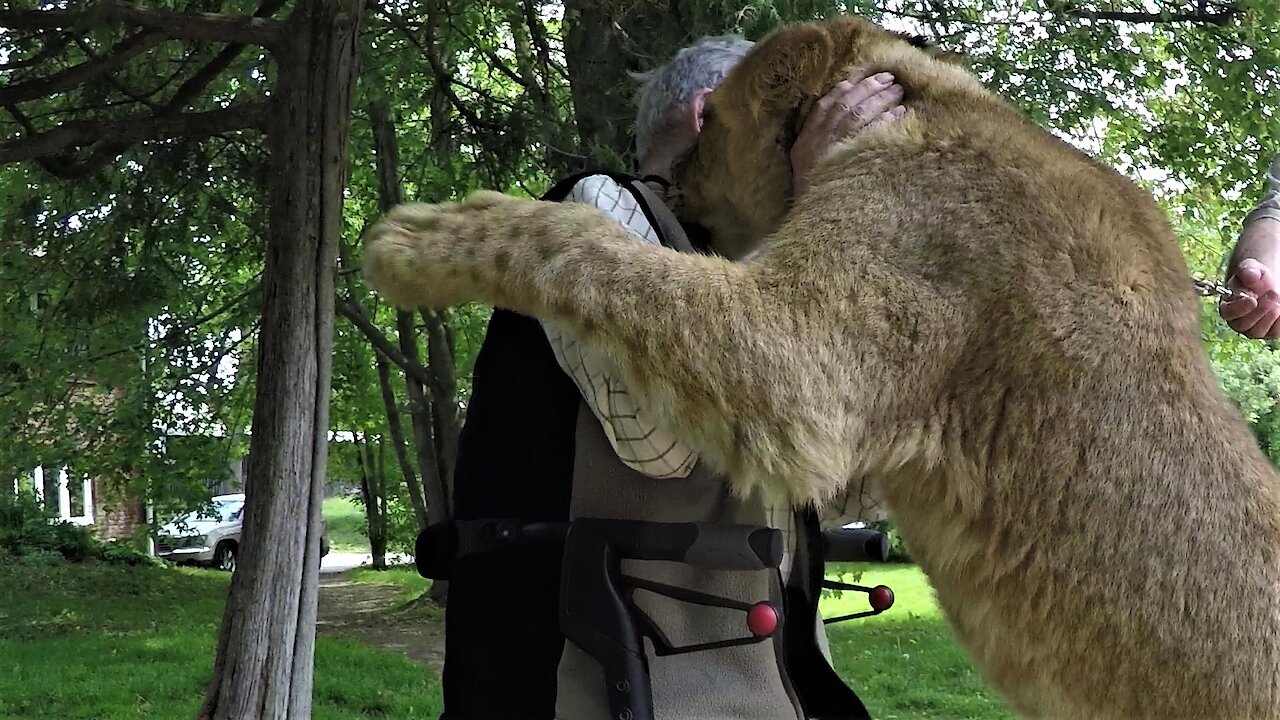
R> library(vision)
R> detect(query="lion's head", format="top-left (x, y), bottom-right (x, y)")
top-left (668, 15), bottom-right (964, 257)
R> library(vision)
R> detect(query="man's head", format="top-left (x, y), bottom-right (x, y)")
top-left (668, 15), bottom-right (967, 250)
top-left (631, 35), bottom-right (754, 177)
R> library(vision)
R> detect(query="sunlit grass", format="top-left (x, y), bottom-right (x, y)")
top-left (0, 556), bottom-right (1009, 719)
top-left (0, 562), bottom-right (441, 720)
top-left (322, 495), bottom-right (369, 553)
top-left (821, 563), bottom-right (1013, 719)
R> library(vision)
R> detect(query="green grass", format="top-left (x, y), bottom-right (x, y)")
top-left (0, 562), bottom-right (441, 720)
top-left (348, 563), bottom-right (431, 604)
top-left (323, 495), bottom-right (370, 553)
top-left (0, 555), bottom-right (1006, 719)
top-left (820, 563), bottom-right (1012, 720)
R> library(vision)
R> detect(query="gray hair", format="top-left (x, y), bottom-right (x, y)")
top-left (631, 35), bottom-right (755, 163)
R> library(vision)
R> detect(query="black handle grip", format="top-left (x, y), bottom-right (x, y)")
top-left (680, 522), bottom-right (784, 571)
top-left (822, 527), bottom-right (890, 563)
top-left (571, 518), bottom-right (783, 571)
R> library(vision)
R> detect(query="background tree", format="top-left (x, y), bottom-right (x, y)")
top-left (1, 1), bottom-right (364, 717)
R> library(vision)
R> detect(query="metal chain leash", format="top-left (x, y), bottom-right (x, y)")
top-left (1192, 275), bottom-right (1247, 303)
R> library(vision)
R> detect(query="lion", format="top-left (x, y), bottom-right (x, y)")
top-left (360, 14), bottom-right (1280, 720)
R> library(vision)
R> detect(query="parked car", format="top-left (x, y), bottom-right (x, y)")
top-left (154, 493), bottom-right (331, 572)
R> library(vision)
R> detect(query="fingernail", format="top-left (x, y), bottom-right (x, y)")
top-left (874, 72), bottom-right (894, 84)
top-left (889, 83), bottom-right (905, 95)
top-left (893, 105), bottom-right (907, 118)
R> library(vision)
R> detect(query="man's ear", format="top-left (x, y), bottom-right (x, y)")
top-left (734, 23), bottom-right (834, 118)
top-left (690, 87), bottom-right (713, 132)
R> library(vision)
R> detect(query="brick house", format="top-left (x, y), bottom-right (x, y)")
top-left (16, 466), bottom-right (147, 541)
top-left (17, 450), bottom-right (245, 544)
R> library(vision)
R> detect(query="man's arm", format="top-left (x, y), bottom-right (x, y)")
top-left (1220, 154), bottom-right (1280, 339)
top-left (544, 174), bottom-right (701, 479)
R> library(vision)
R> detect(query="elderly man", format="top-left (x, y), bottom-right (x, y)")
top-left (438, 35), bottom-right (903, 720)
top-left (1220, 154), bottom-right (1280, 338)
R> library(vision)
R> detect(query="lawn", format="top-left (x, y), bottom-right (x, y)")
top-left (323, 495), bottom-right (370, 553)
top-left (348, 563), bottom-right (429, 604)
top-left (822, 563), bottom-right (1013, 719)
top-left (0, 555), bottom-right (1007, 719)
top-left (0, 561), bottom-right (441, 720)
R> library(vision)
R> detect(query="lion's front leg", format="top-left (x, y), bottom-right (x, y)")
top-left (360, 191), bottom-right (529, 311)
top-left (362, 191), bottom-right (854, 507)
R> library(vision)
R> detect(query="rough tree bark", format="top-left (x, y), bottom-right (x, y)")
top-left (562, 0), bottom-right (643, 167)
top-left (198, 1), bottom-right (364, 718)
top-left (418, 10), bottom-right (463, 519)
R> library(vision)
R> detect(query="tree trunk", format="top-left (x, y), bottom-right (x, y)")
top-left (368, 95), bottom-right (455, 602)
top-left (374, 350), bottom-right (428, 528)
top-left (373, 442), bottom-right (387, 569)
top-left (198, 2), bottom-right (363, 718)
top-left (398, 311), bottom-right (450, 603)
top-left (367, 98), bottom-right (438, 534)
top-left (423, 309), bottom-right (459, 502)
top-left (372, 435), bottom-right (390, 567)
top-left (562, 0), bottom-right (639, 168)
top-left (353, 433), bottom-right (387, 570)
top-left (365, 435), bottom-right (388, 569)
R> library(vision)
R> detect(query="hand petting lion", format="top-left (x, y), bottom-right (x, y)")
top-left (362, 14), bottom-right (1280, 720)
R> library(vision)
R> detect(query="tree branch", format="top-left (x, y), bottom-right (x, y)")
top-left (0, 102), bottom-right (268, 166)
top-left (1057, 1), bottom-right (1241, 25)
top-left (0, 32), bottom-right (72, 71)
top-left (160, 0), bottom-right (289, 113)
top-left (0, 0), bottom-right (284, 47)
top-left (375, 2), bottom-right (498, 131)
top-left (0, 30), bottom-right (166, 106)
top-left (335, 298), bottom-right (437, 391)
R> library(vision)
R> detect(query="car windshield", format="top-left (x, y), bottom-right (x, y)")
top-left (213, 499), bottom-right (244, 522)
top-left (173, 499), bottom-right (243, 526)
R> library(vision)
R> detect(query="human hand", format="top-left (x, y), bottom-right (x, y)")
top-left (791, 68), bottom-right (906, 196)
top-left (1221, 258), bottom-right (1280, 339)
top-left (1220, 219), bottom-right (1280, 339)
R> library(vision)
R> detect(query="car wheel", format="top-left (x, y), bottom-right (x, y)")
top-left (214, 541), bottom-right (237, 573)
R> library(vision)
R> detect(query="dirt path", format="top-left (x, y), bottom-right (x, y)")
top-left (316, 573), bottom-right (445, 668)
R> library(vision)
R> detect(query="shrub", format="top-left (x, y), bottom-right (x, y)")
top-left (870, 519), bottom-right (913, 563)
top-left (0, 492), bottom-right (154, 565)
top-left (97, 540), bottom-right (160, 566)
top-left (16, 548), bottom-right (65, 567)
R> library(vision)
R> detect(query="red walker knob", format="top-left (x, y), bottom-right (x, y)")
top-left (868, 585), bottom-right (894, 612)
top-left (746, 602), bottom-right (780, 637)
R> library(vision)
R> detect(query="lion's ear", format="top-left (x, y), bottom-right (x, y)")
top-left (928, 47), bottom-right (968, 67)
top-left (887, 27), bottom-right (969, 68)
top-left (736, 24), bottom-right (834, 116)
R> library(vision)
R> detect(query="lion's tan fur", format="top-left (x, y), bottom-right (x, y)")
top-left (362, 15), bottom-right (1280, 718)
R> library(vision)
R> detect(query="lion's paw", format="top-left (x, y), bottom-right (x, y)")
top-left (362, 190), bottom-right (545, 311)
top-left (361, 204), bottom-right (478, 310)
